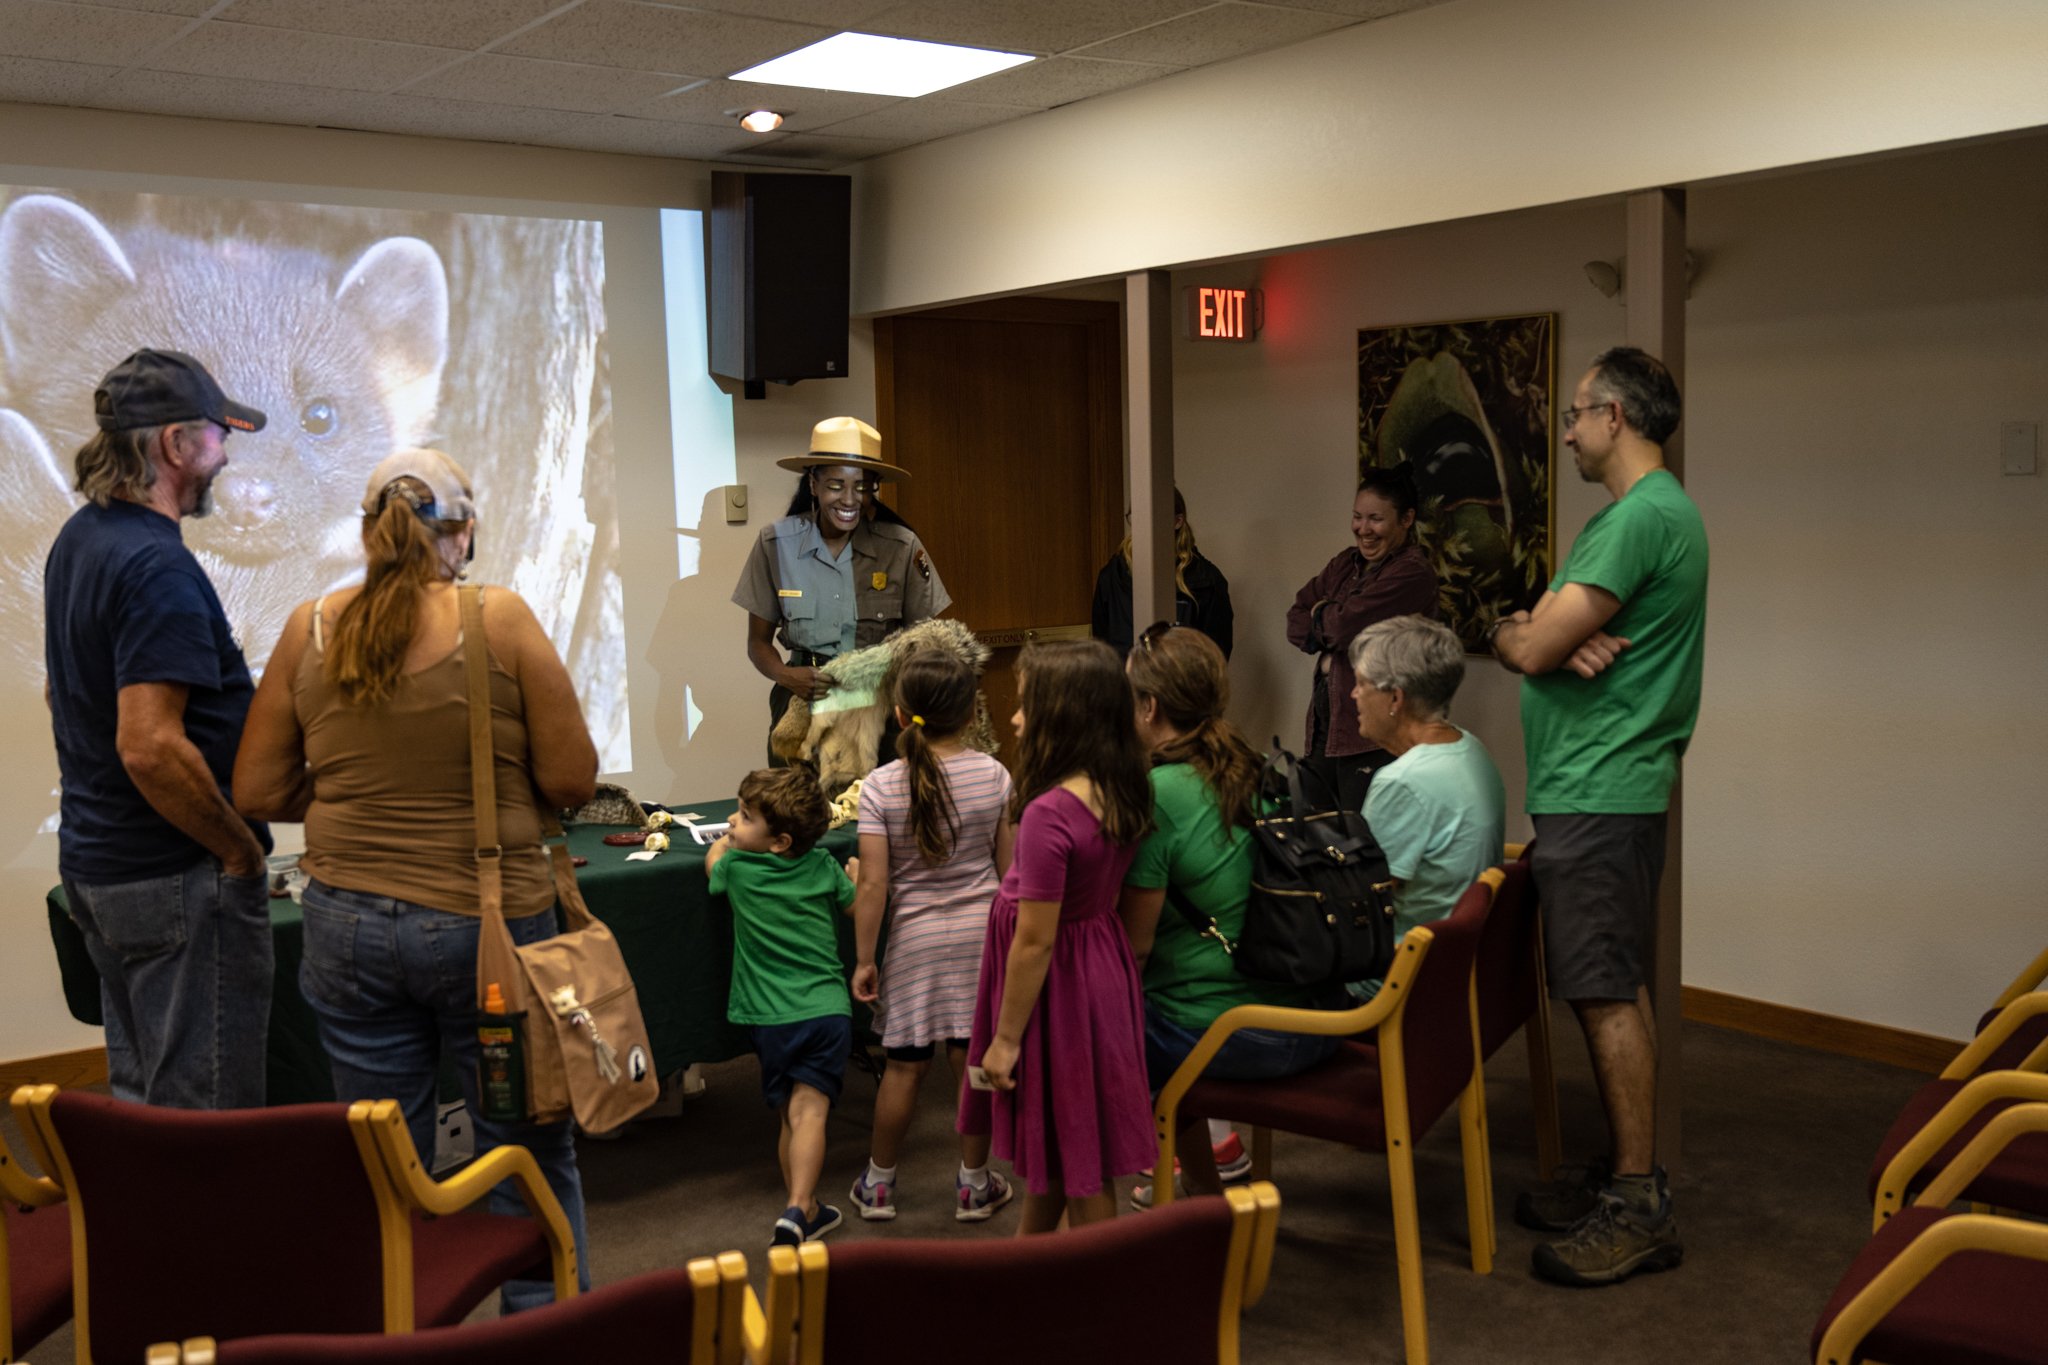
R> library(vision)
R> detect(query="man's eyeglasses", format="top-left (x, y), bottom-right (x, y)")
top-left (1138, 620), bottom-right (1177, 652)
top-left (1559, 400), bottom-right (1615, 432)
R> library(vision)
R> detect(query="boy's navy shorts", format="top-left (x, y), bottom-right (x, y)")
top-left (751, 1015), bottom-right (851, 1109)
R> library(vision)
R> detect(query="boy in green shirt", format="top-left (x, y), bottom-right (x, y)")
top-left (705, 767), bottom-right (856, 1247)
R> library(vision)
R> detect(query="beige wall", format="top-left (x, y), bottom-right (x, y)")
top-left (852, 0), bottom-right (2048, 315)
top-left (1173, 132), bottom-right (2048, 1042)
top-left (1, 103), bottom-right (866, 1062)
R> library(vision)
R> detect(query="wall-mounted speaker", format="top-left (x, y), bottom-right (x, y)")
top-left (709, 171), bottom-right (851, 393)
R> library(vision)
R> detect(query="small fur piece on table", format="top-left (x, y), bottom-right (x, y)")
top-left (563, 782), bottom-right (645, 827)
top-left (772, 618), bottom-right (999, 794)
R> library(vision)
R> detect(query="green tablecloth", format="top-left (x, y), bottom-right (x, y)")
top-left (46, 798), bottom-right (864, 1104)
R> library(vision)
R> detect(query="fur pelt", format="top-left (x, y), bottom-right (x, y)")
top-left (564, 781), bottom-right (645, 827)
top-left (772, 618), bottom-right (1000, 794)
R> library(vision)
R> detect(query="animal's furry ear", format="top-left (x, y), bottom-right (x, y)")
top-left (336, 237), bottom-right (447, 444)
top-left (0, 196), bottom-right (137, 376)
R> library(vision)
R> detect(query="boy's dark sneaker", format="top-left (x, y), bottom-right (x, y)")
top-left (1531, 1191), bottom-right (1683, 1287)
top-left (770, 1202), bottom-right (844, 1247)
top-left (1514, 1157), bottom-right (1611, 1232)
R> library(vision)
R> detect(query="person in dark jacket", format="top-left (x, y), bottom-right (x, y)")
top-left (1092, 488), bottom-right (1233, 659)
top-left (1284, 465), bottom-right (1439, 814)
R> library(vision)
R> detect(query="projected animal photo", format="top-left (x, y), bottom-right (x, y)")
top-left (1357, 314), bottom-right (1556, 652)
top-left (0, 186), bottom-right (624, 855)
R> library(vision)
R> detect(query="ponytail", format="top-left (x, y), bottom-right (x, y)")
top-left (1152, 720), bottom-right (1262, 831)
top-left (327, 480), bottom-right (464, 706)
top-left (1126, 623), bottom-right (1259, 830)
top-left (891, 650), bottom-right (980, 865)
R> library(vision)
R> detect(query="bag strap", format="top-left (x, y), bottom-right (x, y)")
top-left (464, 586), bottom-right (527, 1012)
top-left (1162, 881), bottom-right (1236, 957)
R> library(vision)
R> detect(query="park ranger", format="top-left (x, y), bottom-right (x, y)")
top-left (732, 417), bottom-right (950, 756)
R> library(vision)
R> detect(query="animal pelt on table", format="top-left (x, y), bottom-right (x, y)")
top-left (563, 782), bottom-right (646, 827)
top-left (771, 618), bottom-right (1000, 794)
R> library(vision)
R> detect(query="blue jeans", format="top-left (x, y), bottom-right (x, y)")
top-left (298, 879), bottom-right (590, 1313)
top-left (1144, 1004), bottom-right (1340, 1093)
top-left (64, 859), bottom-right (273, 1109)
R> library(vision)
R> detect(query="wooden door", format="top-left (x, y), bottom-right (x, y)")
top-left (876, 298), bottom-right (1123, 765)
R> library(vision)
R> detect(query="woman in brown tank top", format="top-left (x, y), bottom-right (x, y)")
top-left (234, 448), bottom-right (597, 1313)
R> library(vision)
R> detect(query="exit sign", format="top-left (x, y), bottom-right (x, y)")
top-left (1184, 285), bottom-right (1261, 341)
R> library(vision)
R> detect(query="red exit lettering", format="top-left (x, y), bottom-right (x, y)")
top-left (1186, 285), bottom-right (1259, 341)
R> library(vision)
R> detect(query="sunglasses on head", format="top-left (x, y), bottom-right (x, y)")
top-left (1138, 620), bottom-right (1178, 652)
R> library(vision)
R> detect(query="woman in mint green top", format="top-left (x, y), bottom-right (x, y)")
top-left (1118, 624), bottom-right (1338, 1202)
top-left (1345, 614), bottom-right (1506, 1000)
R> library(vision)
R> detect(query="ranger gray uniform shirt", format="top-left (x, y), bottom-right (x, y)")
top-left (731, 514), bottom-right (951, 657)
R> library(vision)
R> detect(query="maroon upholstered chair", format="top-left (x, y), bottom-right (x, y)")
top-left (160, 1263), bottom-right (739, 1365)
top-left (3, 1088), bottom-right (71, 1362)
top-left (1971, 946), bottom-right (2048, 1073)
top-left (1472, 851), bottom-right (1561, 1183)
top-left (1815, 1102), bottom-right (2048, 1364)
top-left (21, 1088), bottom-right (575, 1364)
top-left (744, 1184), bottom-right (1279, 1365)
top-left (1151, 869), bottom-right (1504, 1365)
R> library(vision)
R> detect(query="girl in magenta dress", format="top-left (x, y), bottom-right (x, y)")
top-left (959, 639), bottom-right (1157, 1232)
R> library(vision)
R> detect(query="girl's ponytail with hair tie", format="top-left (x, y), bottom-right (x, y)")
top-left (910, 714), bottom-right (926, 727)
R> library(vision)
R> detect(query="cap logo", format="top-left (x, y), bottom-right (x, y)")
top-left (221, 413), bottom-right (257, 432)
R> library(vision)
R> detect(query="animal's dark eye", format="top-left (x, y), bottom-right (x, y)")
top-left (300, 398), bottom-right (338, 437)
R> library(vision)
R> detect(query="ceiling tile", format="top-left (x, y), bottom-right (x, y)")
top-left (1076, 2), bottom-right (1355, 66)
top-left (810, 97), bottom-right (1032, 143)
top-left (726, 129), bottom-right (906, 168)
top-left (410, 52), bottom-right (690, 113)
top-left (0, 0), bottom-right (194, 66)
top-left (682, 0), bottom-right (897, 26)
top-left (532, 111), bottom-right (758, 158)
top-left (1270, 0), bottom-right (1444, 16)
top-left (943, 53), bottom-right (1175, 109)
top-left (68, 0), bottom-right (212, 13)
top-left (305, 90), bottom-right (583, 145)
top-left (143, 21), bottom-right (465, 93)
top-left (633, 78), bottom-right (899, 130)
top-left (87, 69), bottom-right (374, 125)
top-left (859, 0), bottom-right (1199, 55)
top-left (499, 1), bottom-right (828, 80)
top-left (213, 0), bottom-right (572, 51)
top-left (0, 53), bottom-right (119, 103)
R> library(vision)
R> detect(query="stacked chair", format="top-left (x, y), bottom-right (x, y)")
top-left (15, 1087), bottom-right (576, 1363)
top-left (740, 1183), bottom-right (1281, 1365)
top-left (1809, 949), bottom-right (2048, 1363)
top-left (2, 1091), bottom-right (71, 1363)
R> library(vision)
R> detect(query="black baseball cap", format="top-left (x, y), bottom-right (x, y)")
top-left (94, 348), bottom-right (267, 434)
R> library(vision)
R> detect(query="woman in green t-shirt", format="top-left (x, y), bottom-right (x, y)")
top-left (1118, 624), bottom-right (1339, 1203)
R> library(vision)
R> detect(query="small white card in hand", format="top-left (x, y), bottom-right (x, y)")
top-left (967, 1065), bottom-right (997, 1091)
top-left (686, 821), bottom-right (730, 845)
top-left (625, 849), bottom-right (662, 862)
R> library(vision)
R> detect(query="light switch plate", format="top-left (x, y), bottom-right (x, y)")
top-left (2001, 421), bottom-right (2038, 476)
top-left (724, 483), bottom-right (749, 522)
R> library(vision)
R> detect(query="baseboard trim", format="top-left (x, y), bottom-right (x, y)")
top-left (0, 1046), bottom-right (108, 1094)
top-left (1682, 986), bottom-right (1962, 1074)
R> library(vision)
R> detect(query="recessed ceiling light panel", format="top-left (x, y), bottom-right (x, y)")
top-left (731, 32), bottom-right (1033, 99)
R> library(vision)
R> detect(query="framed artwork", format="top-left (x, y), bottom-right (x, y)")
top-left (1357, 313), bottom-right (1557, 653)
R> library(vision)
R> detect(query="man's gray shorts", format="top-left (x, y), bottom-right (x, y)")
top-left (1530, 813), bottom-right (1668, 1003)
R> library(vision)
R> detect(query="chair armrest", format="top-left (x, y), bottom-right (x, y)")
top-left (1992, 946), bottom-right (2048, 1011)
top-left (713, 1251), bottom-right (748, 1365)
top-left (1816, 1212), bottom-right (2048, 1365)
top-left (1873, 1072), bottom-right (2048, 1231)
top-left (1917, 1100), bottom-right (2048, 1210)
top-left (7, 1085), bottom-right (66, 1204)
top-left (1152, 929), bottom-right (1438, 1202)
top-left (144, 1343), bottom-right (184, 1364)
top-left (350, 1099), bottom-right (580, 1306)
top-left (741, 1246), bottom-right (800, 1365)
top-left (1504, 842), bottom-right (1528, 861)
top-left (1228, 1181), bottom-right (1283, 1309)
top-left (1942, 991), bottom-right (2048, 1079)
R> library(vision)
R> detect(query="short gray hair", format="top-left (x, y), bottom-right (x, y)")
top-left (1348, 615), bottom-right (1466, 719)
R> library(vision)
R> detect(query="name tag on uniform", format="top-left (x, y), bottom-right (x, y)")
top-left (871, 572), bottom-right (887, 590)
top-left (778, 589), bottom-right (803, 598)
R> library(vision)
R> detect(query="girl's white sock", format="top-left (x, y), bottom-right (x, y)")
top-left (958, 1162), bottom-right (990, 1191)
top-left (867, 1160), bottom-right (897, 1186)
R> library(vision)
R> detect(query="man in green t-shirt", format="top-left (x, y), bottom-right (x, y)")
top-left (705, 767), bottom-right (856, 1250)
top-left (1492, 347), bottom-right (1707, 1288)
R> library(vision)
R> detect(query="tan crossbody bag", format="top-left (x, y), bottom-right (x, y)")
top-left (461, 586), bottom-right (658, 1134)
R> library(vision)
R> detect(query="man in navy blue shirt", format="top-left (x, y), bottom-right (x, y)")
top-left (44, 349), bottom-right (275, 1108)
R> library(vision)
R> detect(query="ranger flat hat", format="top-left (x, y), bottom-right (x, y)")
top-left (776, 416), bottom-right (911, 481)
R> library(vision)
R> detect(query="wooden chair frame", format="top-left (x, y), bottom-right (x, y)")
top-left (19, 1088), bottom-right (578, 1362)
top-left (1989, 948), bottom-right (2048, 1013)
top-left (1935, 990), bottom-right (2048, 1083)
top-left (1501, 843), bottom-right (1562, 1180)
top-left (1152, 867), bottom-right (1505, 1365)
top-left (155, 1256), bottom-right (738, 1365)
top-left (3, 1087), bottom-right (68, 1364)
top-left (740, 1184), bottom-right (1279, 1365)
top-left (1872, 1070), bottom-right (2048, 1232)
top-left (1819, 1101), bottom-right (2048, 1365)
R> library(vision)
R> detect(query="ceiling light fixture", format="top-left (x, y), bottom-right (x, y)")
top-left (731, 32), bottom-right (1034, 98)
top-left (738, 109), bottom-right (784, 133)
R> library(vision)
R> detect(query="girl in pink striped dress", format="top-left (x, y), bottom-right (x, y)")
top-left (849, 651), bottom-right (1016, 1223)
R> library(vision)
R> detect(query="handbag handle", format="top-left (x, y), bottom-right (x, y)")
top-left (464, 587), bottom-right (593, 1014)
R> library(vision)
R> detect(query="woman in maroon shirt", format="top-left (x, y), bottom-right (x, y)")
top-left (1284, 466), bottom-right (1439, 814)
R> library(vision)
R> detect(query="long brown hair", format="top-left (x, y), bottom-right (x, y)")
top-left (73, 425), bottom-right (167, 507)
top-left (326, 476), bottom-right (466, 706)
top-left (1117, 487), bottom-right (1197, 596)
top-left (891, 650), bottom-right (980, 864)
top-left (1126, 624), bottom-right (1262, 831)
top-left (1008, 640), bottom-right (1153, 846)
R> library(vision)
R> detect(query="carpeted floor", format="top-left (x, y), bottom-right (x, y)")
top-left (17, 1011), bottom-right (1929, 1363)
